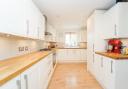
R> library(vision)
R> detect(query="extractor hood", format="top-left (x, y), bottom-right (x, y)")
top-left (116, 0), bottom-right (128, 3)
top-left (44, 15), bottom-right (52, 36)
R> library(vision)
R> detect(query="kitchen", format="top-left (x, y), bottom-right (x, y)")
top-left (0, 0), bottom-right (128, 89)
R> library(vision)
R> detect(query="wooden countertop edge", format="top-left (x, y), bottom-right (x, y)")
top-left (95, 52), bottom-right (128, 60)
top-left (0, 51), bottom-right (54, 86)
top-left (58, 48), bottom-right (87, 49)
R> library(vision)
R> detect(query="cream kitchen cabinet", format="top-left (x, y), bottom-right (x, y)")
top-left (57, 49), bottom-right (87, 63)
top-left (78, 30), bottom-right (87, 42)
top-left (25, 0), bottom-right (45, 40)
top-left (103, 2), bottom-right (128, 39)
top-left (56, 49), bottom-right (67, 62)
top-left (25, 0), bottom-right (38, 39)
top-left (93, 54), bottom-right (105, 87)
top-left (80, 49), bottom-right (87, 61)
top-left (38, 14), bottom-right (45, 40)
top-left (0, 53), bottom-right (53, 89)
top-left (0, 76), bottom-right (21, 89)
top-left (0, 0), bottom-right (45, 40)
top-left (94, 54), bottom-right (114, 89)
top-left (93, 54), bottom-right (128, 89)
top-left (0, 0), bottom-right (26, 37)
top-left (21, 54), bottom-right (53, 89)
top-left (21, 62), bottom-right (40, 89)
top-left (87, 10), bottom-right (106, 72)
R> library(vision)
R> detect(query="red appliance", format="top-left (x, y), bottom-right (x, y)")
top-left (107, 39), bottom-right (122, 53)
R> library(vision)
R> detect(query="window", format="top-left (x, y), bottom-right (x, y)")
top-left (65, 32), bottom-right (78, 47)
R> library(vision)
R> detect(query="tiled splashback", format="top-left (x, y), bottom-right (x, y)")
top-left (0, 37), bottom-right (44, 60)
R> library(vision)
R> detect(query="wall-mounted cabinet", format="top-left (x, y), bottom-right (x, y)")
top-left (78, 30), bottom-right (87, 42)
top-left (0, 0), bottom-right (45, 40)
top-left (103, 2), bottom-right (128, 39)
top-left (0, 0), bottom-right (26, 37)
top-left (25, 0), bottom-right (45, 40)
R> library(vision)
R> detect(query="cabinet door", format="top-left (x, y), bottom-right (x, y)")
top-left (103, 8), bottom-right (116, 39)
top-left (0, 76), bottom-right (21, 89)
top-left (103, 57), bottom-right (115, 89)
top-left (25, 0), bottom-right (39, 39)
top-left (116, 3), bottom-right (128, 38)
top-left (0, 0), bottom-right (26, 37)
top-left (56, 49), bottom-right (67, 62)
top-left (87, 15), bottom-right (95, 72)
top-left (94, 54), bottom-right (106, 89)
top-left (38, 14), bottom-right (45, 40)
top-left (103, 3), bottom-right (128, 39)
top-left (21, 63), bottom-right (39, 89)
top-left (38, 57), bottom-right (50, 89)
top-left (94, 54), bottom-right (102, 82)
top-left (80, 49), bottom-right (87, 61)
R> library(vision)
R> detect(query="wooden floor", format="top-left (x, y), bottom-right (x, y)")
top-left (48, 63), bottom-right (103, 89)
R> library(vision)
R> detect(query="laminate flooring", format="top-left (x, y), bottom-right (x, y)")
top-left (48, 63), bottom-right (103, 89)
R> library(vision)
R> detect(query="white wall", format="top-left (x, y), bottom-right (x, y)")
top-left (0, 37), bottom-right (44, 60)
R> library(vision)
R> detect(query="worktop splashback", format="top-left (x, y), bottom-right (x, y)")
top-left (0, 37), bottom-right (44, 60)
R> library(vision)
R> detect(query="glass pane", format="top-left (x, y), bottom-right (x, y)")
top-left (65, 32), bottom-right (78, 47)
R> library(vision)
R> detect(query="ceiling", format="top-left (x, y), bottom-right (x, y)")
top-left (33, 0), bottom-right (116, 31)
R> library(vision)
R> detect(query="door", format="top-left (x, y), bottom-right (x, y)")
top-left (0, 76), bottom-right (21, 89)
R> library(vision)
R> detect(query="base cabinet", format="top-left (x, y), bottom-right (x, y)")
top-left (90, 54), bottom-right (128, 89)
top-left (0, 76), bottom-right (21, 89)
top-left (57, 49), bottom-right (87, 63)
top-left (21, 63), bottom-right (40, 89)
top-left (0, 54), bottom-right (53, 89)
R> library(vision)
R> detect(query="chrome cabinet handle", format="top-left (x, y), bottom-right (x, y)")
top-left (24, 75), bottom-right (29, 89)
top-left (93, 44), bottom-right (94, 52)
top-left (26, 20), bottom-right (29, 35)
top-left (37, 26), bottom-right (40, 39)
top-left (16, 80), bottom-right (21, 89)
top-left (111, 61), bottom-right (113, 73)
top-left (101, 57), bottom-right (103, 67)
top-left (93, 54), bottom-right (95, 63)
top-left (115, 24), bottom-right (117, 36)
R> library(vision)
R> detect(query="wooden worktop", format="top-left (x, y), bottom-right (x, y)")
top-left (0, 50), bottom-right (55, 86)
top-left (58, 47), bottom-right (87, 49)
top-left (95, 52), bottom-right (128, 59)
